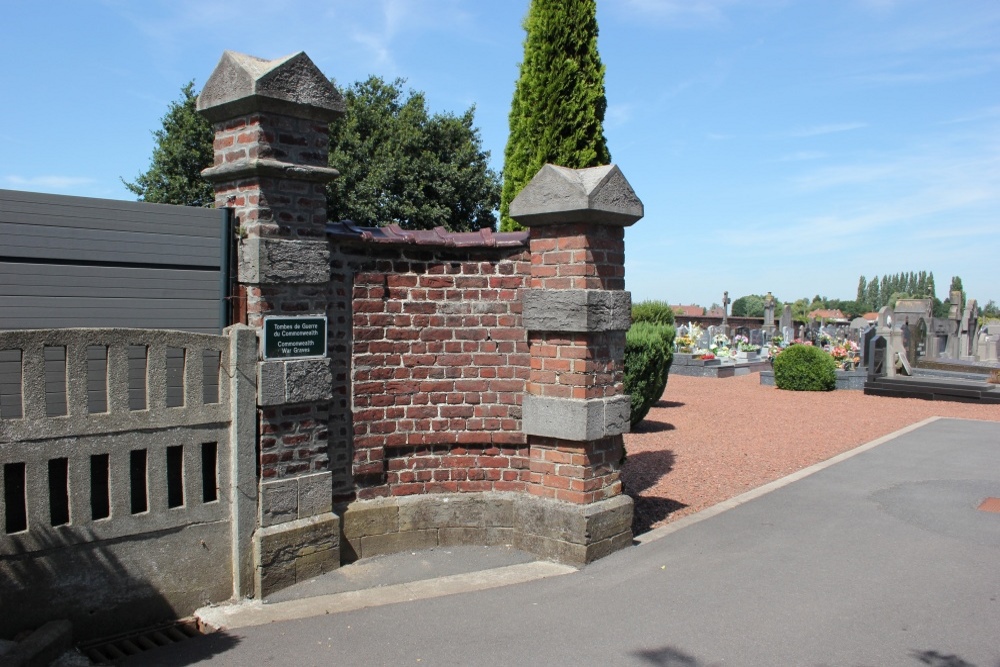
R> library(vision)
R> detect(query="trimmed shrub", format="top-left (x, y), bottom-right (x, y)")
top-left (631, 300), bottom-right (675, 327)
top-left (624, 322), bottom-right (675, 427)
top-left (772, 344), bottom-right (837, 391)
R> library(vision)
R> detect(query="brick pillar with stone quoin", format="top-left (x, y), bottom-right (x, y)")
top-left (511, 163), bottom-right (642, 563)
top-left (198, 51), bottom-right (344, 596)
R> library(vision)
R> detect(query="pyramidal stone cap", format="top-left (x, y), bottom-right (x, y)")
top-left (198, 51), bottom-right (345, 123)
top-left (509, 164), bottom-right (644, 227)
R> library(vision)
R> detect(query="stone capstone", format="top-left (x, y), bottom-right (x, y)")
top-left (510, 164), bottom-right (643, 227)
top-left (522, 289), bottom-right (631, 333)
top-left (522, 394), bottom-right (631, 441)
top-left (239, 237), bottom-right (330, 285)
top-left (198, 51), bottom-right (345, 123)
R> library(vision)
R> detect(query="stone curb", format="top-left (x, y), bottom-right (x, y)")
top-left (195, 561), bottom-right (577, 630)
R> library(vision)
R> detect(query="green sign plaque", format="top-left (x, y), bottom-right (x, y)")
top-left (262, 316), bottom-right (327, 360)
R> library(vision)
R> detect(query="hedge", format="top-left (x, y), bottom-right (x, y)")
top-left (772, 343), bottom-right (837, 391)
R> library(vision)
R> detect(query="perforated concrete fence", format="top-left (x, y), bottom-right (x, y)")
top-left (0, 327), bottom-right (257, 638)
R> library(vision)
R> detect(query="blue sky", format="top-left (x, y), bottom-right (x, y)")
top-left (3, 0), bottom-right (998, 309)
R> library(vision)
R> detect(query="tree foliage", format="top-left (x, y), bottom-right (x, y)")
top-left (327, 76), bottom-right (501, 231)
top-left (125, 78), bottom-right (500, 232)
top-left (631, 300), bottom-right (675, 326)
top-left (500, 0), bottom-right (610, 231)
top-left (854, 270), bottom-right (943, 312)
top-left (623, 322), bottom-right (674, 428)
top-left (731, 294), bottom-right (766, 318)
top-left (123, 81), bottom-right (215, 207)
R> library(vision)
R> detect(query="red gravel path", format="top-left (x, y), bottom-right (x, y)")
top-left (621, 373), bottom-right (1000, 534)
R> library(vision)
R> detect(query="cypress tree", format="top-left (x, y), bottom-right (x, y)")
top-left (500, 0), bottom-right (611, 231)
top-left (866, 275), bottom-right (880, 312)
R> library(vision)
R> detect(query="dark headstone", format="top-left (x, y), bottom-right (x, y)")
top-left (868, 335), bottom-right (887, 379)
top-left (861, 326), bottom-right (876, 368)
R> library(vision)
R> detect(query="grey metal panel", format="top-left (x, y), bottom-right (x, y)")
top-left (0, 263), bottom-right (220, 300)
top-left (0, 190), bottom-right (228, 333)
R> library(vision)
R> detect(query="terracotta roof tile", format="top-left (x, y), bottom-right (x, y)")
top-left (326, 220), bottom-right (529, 249)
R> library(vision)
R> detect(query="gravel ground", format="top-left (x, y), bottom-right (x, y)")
top-left (622, 373), bottom-right (1000, 535)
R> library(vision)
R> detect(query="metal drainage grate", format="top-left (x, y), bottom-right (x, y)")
top-left (977, 497), bottom-right (1000, 514)
top-left (78, 619), bottom-right (204, 664)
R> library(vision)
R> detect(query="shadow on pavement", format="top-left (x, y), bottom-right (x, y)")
top-left (120, 631), bottom-right (241, 666)
top-left (632, 645), bottom-right (709, 666)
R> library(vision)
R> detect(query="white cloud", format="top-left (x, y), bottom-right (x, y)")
top-left (3, 175), bottom-right (97, 190)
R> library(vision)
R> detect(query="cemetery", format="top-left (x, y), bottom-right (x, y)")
top-left (662, 287), bottom-right (998, 402)
top-left (1, 10), bottom-right (998, 664)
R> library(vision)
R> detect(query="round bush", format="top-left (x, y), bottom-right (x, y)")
top-left (631, 300), bottom-right (675, 326)
top-left (772, 344), bottom-right (837, 391)
top-left (624, 322), bottom-right (674, 427)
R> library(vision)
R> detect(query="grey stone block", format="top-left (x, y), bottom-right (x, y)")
top-left (512, 532), bottom-right (588, 565)
top-left (341, 501), bottom-right (399, 540)
top-left (238, 237), bottom-right (330, 285)
top-left (513, 494), bottom-right (633, 565)
top-left (260, 478), bottom-right (298, 527)
top-left (258, 358), bottom-right (333, 406)
top-left (298, 471), bottom-right (333, 518)
top-left (285, 359), bottom-right (333, 403)
top-left (522, 395), bottom-right (631, 441)
top-left (522, 289), bottom-right (632, 333)
top-left (397, 493), bottom-right (514, 532)
top-left (509, 164), bottom-right (643, 227)
top-left (438, 527), bottom-right (517, 547)
top-left (255, 512), bottom-right (340, 597)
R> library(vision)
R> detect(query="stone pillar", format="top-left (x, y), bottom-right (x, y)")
top-left (510, 164), bottom-right (640, 563)
top-left (198, 51), bottom-right (345, 596)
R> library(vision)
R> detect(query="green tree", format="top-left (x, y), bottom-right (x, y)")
top-left (866, 275), bottom-right (881, 311)
top-left (123, 81), bottom-right (215, 207)
top-left (500, 0), bottom-right (610, 231)
top-left (949, 276), bottom-right (967, 306)
top-left (327, 76), bottom-right (500, 231)
top-left (731, 294), bottom-right (766, 317)
top-left (126, 78), bottom-right (500, 232)
top-left (856, 276), bottom-right (868, 309)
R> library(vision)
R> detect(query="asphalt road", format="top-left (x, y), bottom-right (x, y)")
top-left (129, 417), bottom-right (1000, 667)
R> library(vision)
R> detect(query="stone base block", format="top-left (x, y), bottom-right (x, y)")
top-left (339, 492), bottom-right (632, 566)
top-left (254, 512), bottom-right (340, 597)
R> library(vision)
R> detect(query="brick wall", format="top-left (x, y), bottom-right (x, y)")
top-left (327, 233), bottom-right (533, 500)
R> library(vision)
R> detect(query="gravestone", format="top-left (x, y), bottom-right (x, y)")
top-left (782, 326), bottom-right (795, 343)
top-left (861, 326), bottom-right (876, 368)
top-left (779, 304), bottom-right (793, 332)
top-left (868, 335), bottom-right (887, 379)
top-left (959, 299), bottom-right (978, 359)
top-left (762, 292), bottom-right (776, 335)
top-left (721, 291), bottom-right (730, 335)
top-left (749, 329), bottom-right (763, 347)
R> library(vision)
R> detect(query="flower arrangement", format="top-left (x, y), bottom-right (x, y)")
top-left (675, 335), bottom-right (695, 352)
top-left (700, 352), bottom-right (715, 360)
